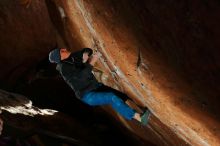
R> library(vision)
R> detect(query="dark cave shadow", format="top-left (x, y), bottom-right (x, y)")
top-left (3, 57), bottom-right (155, 146)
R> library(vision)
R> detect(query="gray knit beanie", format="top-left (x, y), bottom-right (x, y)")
top-left (49, 48), bottom-right (61, 63)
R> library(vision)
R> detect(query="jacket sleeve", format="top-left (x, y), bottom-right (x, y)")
top-left (82, 48), bottom-right (93, 56)
top-left (71, 50), bottom-right (83, 64)
top-left (71, 48), bottom-right (93, 64)
top-left (81, 63), bottom-right (93, 76)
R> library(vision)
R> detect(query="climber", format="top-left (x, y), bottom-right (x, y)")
top-left (49, 48), bottom-right (150, 125)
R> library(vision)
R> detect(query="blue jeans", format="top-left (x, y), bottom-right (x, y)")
top-left (82, 91), bottom-right (135, 120)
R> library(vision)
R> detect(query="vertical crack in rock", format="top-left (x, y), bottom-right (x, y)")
top-left (137, 48), bottom-right (142, 69)
top-left (136, 48), bottom-right (157, 114)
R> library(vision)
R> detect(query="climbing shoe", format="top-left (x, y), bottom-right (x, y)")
top-left (141, 109), bottom-right (151, 126)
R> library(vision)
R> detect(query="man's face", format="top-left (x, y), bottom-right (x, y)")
top-left (60, 48), bottom-right (71, 60)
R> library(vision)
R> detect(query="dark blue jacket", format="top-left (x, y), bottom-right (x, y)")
top-left (56, 49), bottom-right (100, 99)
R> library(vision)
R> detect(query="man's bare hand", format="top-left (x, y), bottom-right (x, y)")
top-left (89, 52), bottom-right (101, 66)
top-left (83, 52), bottom-right (89, 63)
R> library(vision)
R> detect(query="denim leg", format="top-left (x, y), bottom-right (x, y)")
top-left (82, 92), bottom-right (135, 120)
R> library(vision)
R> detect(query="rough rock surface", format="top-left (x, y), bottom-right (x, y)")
top-left (0, 0), bottom-right (220, 145)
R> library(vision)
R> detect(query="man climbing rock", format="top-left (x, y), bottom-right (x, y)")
top-left (49, 48), bottom-right (150, 125)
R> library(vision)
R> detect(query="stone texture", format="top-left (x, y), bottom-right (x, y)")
top-left (0, 0), bottom-right (220, 145)
top-left (0, 0), bottom-right (57, 88)
top-left (52, 0), bottom-right (220, 145)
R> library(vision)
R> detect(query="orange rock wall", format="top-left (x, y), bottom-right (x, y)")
top-left (52, 0), bottom-right (220, 145)
top-left (0, 0), bottom-right (220, 145)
